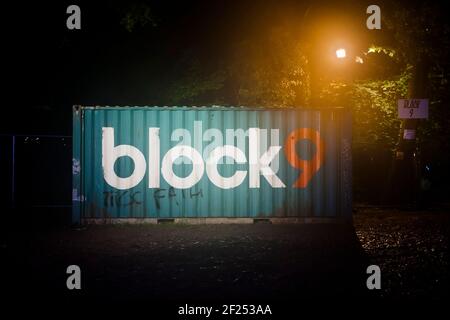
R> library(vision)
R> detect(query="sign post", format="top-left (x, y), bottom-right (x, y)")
top-left (385, 58), bottom-right (430, 207)
top-left (387, 97), bottom-right (428, 205)
top-left (397, 98), bottom-right (428, 141)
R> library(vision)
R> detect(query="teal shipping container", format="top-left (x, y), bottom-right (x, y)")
top-left (72, 106), bottom-right (352, 224)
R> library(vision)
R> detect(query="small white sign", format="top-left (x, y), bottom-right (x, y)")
top-left (398, 99), bottom-right (428, 119)
top-left (403, 129), bottom-right (416, 140)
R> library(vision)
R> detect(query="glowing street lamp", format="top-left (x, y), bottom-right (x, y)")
top-left (335, 48), bottom-right (346, 59)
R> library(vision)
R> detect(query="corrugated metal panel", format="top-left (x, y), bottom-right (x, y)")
top-left (72, 106), bottom-right (352, 223)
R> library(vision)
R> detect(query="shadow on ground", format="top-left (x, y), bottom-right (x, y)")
top-left (3, 212), bottom-right (375, 302)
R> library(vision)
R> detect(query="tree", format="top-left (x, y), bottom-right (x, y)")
top-left (167, 26), bottom-right (310, 107)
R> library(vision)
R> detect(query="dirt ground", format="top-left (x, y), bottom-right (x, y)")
top-left (2, 207), bottom-right (449, 304)
top-left (353, 207), bottom-right (449, 300)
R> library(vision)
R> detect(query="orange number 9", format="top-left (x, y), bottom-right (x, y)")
top-left (284, 128), bottom-right (324, 188)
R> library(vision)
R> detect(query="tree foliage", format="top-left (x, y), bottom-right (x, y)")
top-left (158, 1), bottom-right (449, 153)
top-left (351, 70), bottom-right (411, 148)
top-left (120, 2), bottom-right (157, 32)
top-left (167, 27), bottom-right (310, 107)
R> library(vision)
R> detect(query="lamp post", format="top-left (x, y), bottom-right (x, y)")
top-left (307, 43), bottom-right (364, 108)
top-left (309, 47), bottom-right (350, 108)
top-left (308, 52), bottom-right (319, 108)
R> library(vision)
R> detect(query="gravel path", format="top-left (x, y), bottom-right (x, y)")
top-left (354, 207), bottom-right (449, 300)
top-left (3, 208), bottom-right (448, 302)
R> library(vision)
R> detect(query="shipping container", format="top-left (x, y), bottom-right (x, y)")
top-left (72, 106), bottom-right (352, 224)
